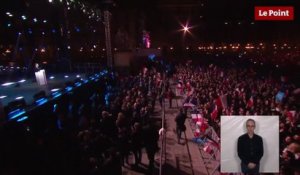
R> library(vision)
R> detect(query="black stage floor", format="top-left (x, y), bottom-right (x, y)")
top-left (0, 73), bottom-right (85, 107)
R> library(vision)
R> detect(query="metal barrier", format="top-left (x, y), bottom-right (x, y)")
top-left (159, 102), bottom-right (165, 175)
top-left (177, 79), bottom-right (221, 175)
top-left (190, 113), bottom-right (220, 175)
top-left (205, 128), bottom-right (220, 175)
top-left (159, 74), bottom-right (167, 175)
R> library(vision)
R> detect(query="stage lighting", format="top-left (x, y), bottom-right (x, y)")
top-left (2, 82), bottom-right (14, 86)
top-left (21, 15), bottom-right (27, 20)
top-left (6, 12), bottom-right (13, 17)
top-left (7, 99), bottom-right (27, 113)
top-left (89, 76), bottom-right (95, 80)
top-left (75, 82), bottom-right (82, 87)
top-left (33, 91), bottom-right (48, 107)
top-left (53, 104), bottom-right (57, 112)
top-left (33, 91), bottom-right (46, 101)
top-left (8, 109), bottom-right (26, 120)
top-left (15, 96), bottom-right (24, 100)
top-left (52, 91), bottom-right (62, 99)
top-left (51, 88), bottom-right (60, 92)
top-left (35, 98), bottom-right (48, 106)
top-left (65, 81), bottom-right (74, 92)
top-left (65, 86), bottom-right (73, 92)
top-left (82, 79), bottom-right (89, 84)
top-left (17, 116), bottom-right (28, 122)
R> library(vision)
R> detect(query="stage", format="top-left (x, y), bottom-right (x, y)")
top-left (0, 73), bottom-right (86, 107)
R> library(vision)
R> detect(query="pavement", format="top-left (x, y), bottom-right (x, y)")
top-left (122, 81), bottom-right (221, 175)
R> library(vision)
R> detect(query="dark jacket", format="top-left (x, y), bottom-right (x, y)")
top-left (237, 133), bottom-right (264, 165)
top-left (175, 112), bottom-right (186, 130)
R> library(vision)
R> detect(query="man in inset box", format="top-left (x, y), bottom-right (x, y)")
top-left (238, 119), bottom-right (264, 174)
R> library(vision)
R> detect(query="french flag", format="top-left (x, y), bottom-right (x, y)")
top-left (211, 105), bottom-right (218, 121)
top-left (203, 140), bottom-right (219, 154)
top-left (247, 96), bottom-right (254, 108)
top-left (203, 143), bottom-right (213, 154)
top-left (286, 110), bottom-right (296, 123)
top-left (214, 95), bottom-right (228, 109)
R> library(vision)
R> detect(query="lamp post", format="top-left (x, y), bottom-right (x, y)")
top-left (104, 10), bottom-right (113, 68)
top-left (58, 0), bottom-right (72, 72)
top-left (182, 25), bottom-right (190, 56)
top-left (101, 0), bottom-right (114, 69)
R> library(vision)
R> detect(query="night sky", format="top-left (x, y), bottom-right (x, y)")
top-left (1, 0), bottom-right (299, 47)
top-left (110, 0), bottom-right (300, 44)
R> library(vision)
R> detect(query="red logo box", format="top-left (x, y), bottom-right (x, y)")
top-left (255, 6), bottom-right (294, 21)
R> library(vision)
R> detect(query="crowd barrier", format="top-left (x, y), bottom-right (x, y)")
top-left (190, 113), bottom-right (220, 174)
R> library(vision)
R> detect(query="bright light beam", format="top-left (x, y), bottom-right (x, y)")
top-left (183, 26), bottom-right (189, 32)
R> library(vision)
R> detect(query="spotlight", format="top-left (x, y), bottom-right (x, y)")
top-left (8, 109), bottom-right (26, 120)
top-left (15, 96), bottom-right (24, 100)
top-left (51, 88), bottom-right (60, 92)
top-left (21, 15), bottom-right (27, 20)
top-left (17, 116), bottom-right (28, 122)
top-left (183, 26), bottom-right (189, 32)
top-left (6, 12), bottom-right (13, 17)
top-left (2, 82), bottom-right (14, 86)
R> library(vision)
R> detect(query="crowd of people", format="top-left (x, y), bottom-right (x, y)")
top-left (0, 57), bottom-right (299, 174)
top-left (0, 67), bottom-right (165, 175)
top-left (235, 49), bottom-right (300, 68)
top-left (173, 61), bottom-right (299, 174)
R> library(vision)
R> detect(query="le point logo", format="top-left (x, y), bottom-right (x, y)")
top-left (255, 6), bottom-right (294, 21)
